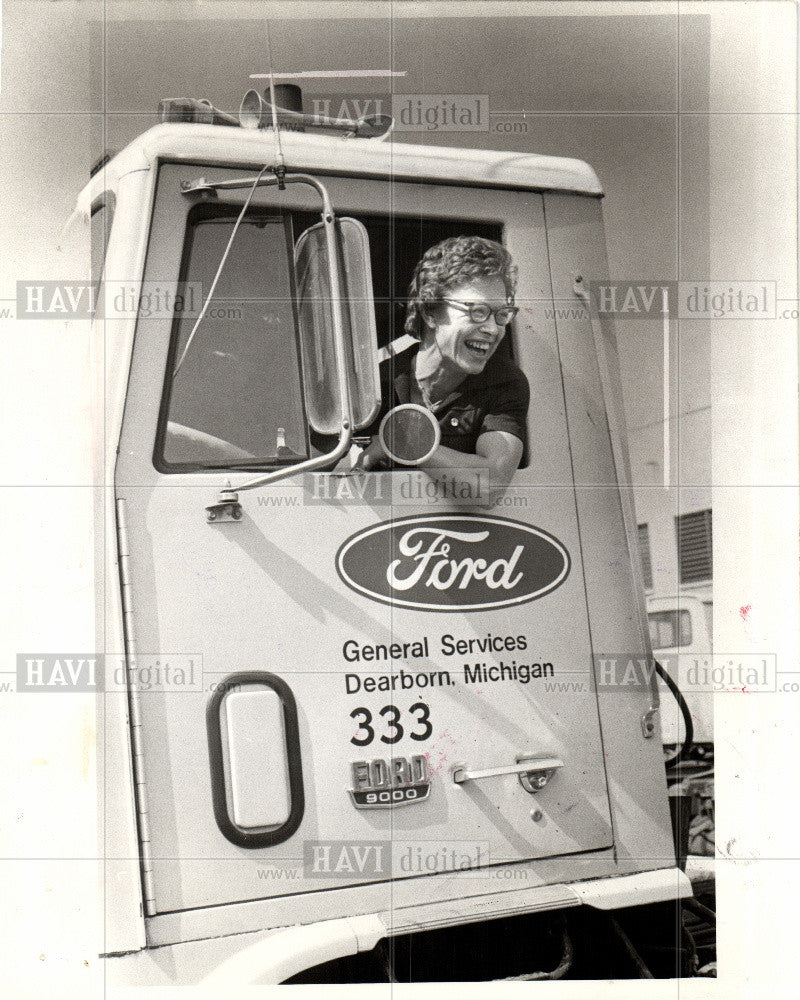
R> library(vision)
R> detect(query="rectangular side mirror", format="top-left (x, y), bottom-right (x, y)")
top-left (294, 217), bottom-right (380, 434)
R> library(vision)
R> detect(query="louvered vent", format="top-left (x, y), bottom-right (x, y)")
top-left (676, 509), bottom-right (712, 583)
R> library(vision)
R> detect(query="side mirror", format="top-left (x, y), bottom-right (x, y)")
top-left (294, 218), bottom-right (380, 435)
top-left (379, 404), bottom-right (441, 466)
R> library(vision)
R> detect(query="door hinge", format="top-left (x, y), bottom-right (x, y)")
top-left (116, 497), bottom-right (157, 916)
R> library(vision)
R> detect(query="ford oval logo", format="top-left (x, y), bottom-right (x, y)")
top-left (336, 515), bottom-right (570, 612)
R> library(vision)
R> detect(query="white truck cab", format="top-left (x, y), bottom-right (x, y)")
top-left (84, 108), bottom-right (691, 984)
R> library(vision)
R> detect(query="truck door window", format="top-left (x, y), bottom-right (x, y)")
top-left (290, 210), bottom-right (525, 461)
top-left (291, 211), bottom-right (505, 352)
top-left (157, 208), bottom-right (308, 471)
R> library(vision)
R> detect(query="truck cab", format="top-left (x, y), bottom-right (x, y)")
top-left (83, 112), bottom-right (690, 984)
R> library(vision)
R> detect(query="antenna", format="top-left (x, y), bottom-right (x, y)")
top-left (264, 22), bottom-right (285, 174)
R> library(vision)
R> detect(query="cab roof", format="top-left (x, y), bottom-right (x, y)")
top-left (76, 122), bottom-right (602, 214)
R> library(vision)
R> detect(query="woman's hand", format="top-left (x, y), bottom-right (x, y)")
top-left (353, 435), bottom-right (389, 471)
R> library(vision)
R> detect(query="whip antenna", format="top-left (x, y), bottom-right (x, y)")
top-left (265, 21), bottom-right (285, 172)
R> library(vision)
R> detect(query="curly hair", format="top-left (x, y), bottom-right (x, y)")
top-left (404, 235), bottom-right (518, 340)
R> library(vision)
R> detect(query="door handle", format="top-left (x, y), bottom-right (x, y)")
top-left (453, 755), bottom-right (564, 793)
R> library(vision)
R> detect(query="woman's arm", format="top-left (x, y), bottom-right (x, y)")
top-left (357, 429), bottom-right (523, 502)
top-left (422, 430), bottom-right (524, 494)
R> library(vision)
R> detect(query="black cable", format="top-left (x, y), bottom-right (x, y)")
top-left (683, 897), bottom-right (716, 925)
top-left (608, 916), bottom-right (654, 978)
top-left (655, 659), bottom-right (694, 767)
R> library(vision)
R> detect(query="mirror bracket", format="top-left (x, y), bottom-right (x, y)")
top-left (180, 170), bottom-right (283, 197)
top-left (206, 489), bottom-right (242, 523)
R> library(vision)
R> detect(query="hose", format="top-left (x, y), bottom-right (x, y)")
top-left (608, 916), bottom-right (654, 978)
top-left (655, 658), bottom-right (694, 767)
top-left (683, 897), bottom-right (716, 925)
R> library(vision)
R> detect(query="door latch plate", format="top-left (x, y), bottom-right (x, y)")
top-left (517, 755), bottom-right (564, 794)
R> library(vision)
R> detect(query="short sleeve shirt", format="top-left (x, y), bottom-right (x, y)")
top-left (387, 346), bottom-right (530, 455)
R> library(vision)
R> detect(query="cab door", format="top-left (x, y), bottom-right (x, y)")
top-left (115, 163), bottom-right (614, 916)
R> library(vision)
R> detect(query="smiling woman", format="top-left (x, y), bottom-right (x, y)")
top-left (358, 236), bottom-right (529, 493)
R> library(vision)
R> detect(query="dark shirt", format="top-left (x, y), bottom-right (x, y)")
top-left (385, 345), bottom-right (530, 455)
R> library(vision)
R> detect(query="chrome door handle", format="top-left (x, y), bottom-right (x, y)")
top-left (453, 755), bottom-right (564, 793)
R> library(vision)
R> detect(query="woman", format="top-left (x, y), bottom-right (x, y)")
top-left (359, 235), bottom-right (529, 494)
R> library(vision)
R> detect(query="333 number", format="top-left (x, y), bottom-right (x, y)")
top-left (349, 702), bottom-right (432, 746)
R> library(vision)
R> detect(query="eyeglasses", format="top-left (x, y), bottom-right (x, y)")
top-left (439, 299), bottom-right (519, 326)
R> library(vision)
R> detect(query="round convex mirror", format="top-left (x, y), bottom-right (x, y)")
top-left (379, 404), bottom-right (441, 466)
